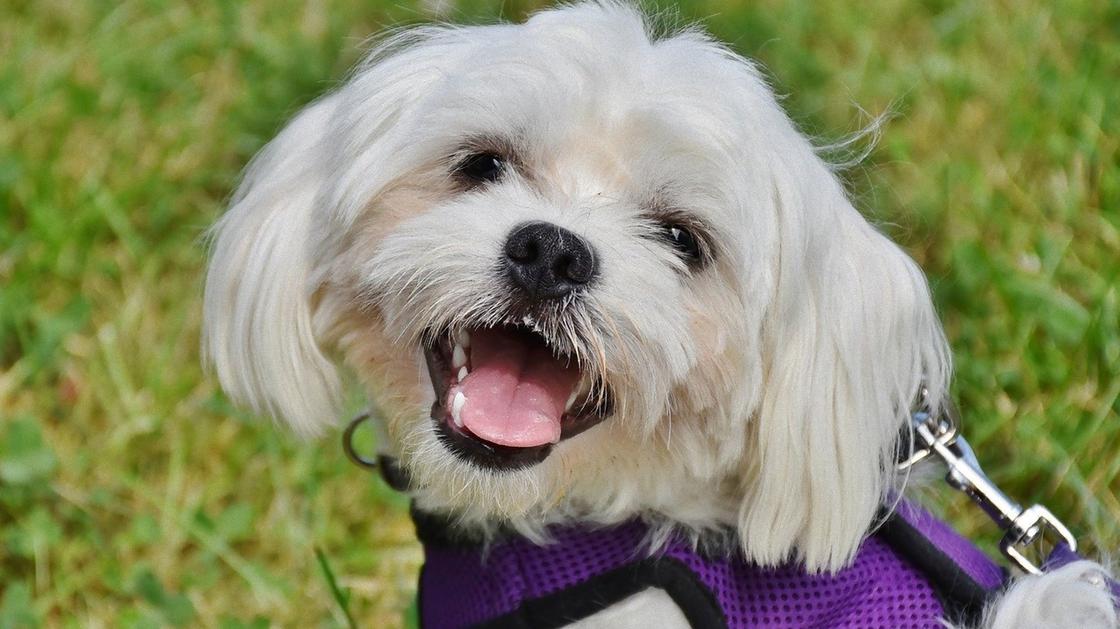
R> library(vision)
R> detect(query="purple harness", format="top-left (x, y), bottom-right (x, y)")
top-left (415, 501), bottom-right (1005, 628)
top-left (347, 415), bottom-right (1117, 628)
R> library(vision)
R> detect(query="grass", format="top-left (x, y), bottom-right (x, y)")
top-left (0, 0), bottom-right (1116, 625)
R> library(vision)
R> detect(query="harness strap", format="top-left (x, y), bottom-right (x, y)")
top-left (378, 455), bottom-right (412, 492)
top-left (878, 503), bottom-right (1120, 625)
top-left (876, 503), bottom-right (1007, 625)
top-left (473, 557), bottom-right (724, 629)
top-left (1045, 542), bottom-right (1120, 602)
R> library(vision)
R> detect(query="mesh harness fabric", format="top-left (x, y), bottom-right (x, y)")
top-left (352, 423), bottom-right (1117, 627)
top-left (414, 500), bottom-right (1010, 629)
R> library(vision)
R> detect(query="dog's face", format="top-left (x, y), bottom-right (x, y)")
top-left (204, 3), bottom-right (950, 571)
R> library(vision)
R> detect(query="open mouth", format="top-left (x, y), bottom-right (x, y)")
top-left (424, 324), bottom-right (612, 471)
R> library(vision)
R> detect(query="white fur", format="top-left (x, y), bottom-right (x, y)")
top-left (202, 3), bottom-right (1116, 626)
top-left (203, 98), bottom-right (342, 438)
top-left (964, 561), bottom-right (1118, 629)
top-left (568, 588), bottom-right (689, 628)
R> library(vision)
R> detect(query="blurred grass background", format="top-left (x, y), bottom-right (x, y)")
top-left (1, 0), bottom-right (1117, 626)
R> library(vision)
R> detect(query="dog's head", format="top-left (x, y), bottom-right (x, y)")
top-left (203, 2), bottom-right (950, 571)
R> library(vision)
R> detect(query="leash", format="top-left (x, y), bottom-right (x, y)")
top-left (898, 388), bottom-right (1077, 575)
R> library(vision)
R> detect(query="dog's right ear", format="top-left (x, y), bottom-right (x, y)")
top-left (202, 27), bottom-right (464, 436)
top-left (202, 96), bottom-right (343, 437)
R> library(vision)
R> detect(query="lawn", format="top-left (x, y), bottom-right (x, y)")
top-left (1, 0), bottom-right (1117, 626)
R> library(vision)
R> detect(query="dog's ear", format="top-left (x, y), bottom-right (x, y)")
top-left (202, 28), bottom-right (458, 436)
top-left (738, 146), bottom-right (951, 571)
top-left (202, 96), bottom-right (344, 437)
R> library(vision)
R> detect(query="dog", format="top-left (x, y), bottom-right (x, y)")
top-left (202, 3), bottom-right (1117, 627)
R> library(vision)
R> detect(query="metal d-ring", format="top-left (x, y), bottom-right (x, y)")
top-left (342, 412), bottom-right (379, 471)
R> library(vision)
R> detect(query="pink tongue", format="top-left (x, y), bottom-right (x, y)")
top-left (450, 328), bottom-right (579, 448)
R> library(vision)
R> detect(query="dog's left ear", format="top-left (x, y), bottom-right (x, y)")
top-left (737, 141), bottom-right (951, 572)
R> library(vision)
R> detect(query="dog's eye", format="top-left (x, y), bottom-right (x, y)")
top-left (663, 224), bottom-right (702, 261)
top-left (455, 152), bottom-right (505, 184)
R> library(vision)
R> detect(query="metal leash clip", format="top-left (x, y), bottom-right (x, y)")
top-left (901, 389), bottom-right (1078, 574)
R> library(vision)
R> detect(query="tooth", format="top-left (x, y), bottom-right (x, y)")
top-left (457, 366), bottom-right (468, 382)
top-left (451, 391), bottom-right (466, 427)
top-left (452, 344), bottom-right (467, 369)
top-left (565, 389), bottom-right (579, 413)
top-left (455, 329), bottom-right (471, 349)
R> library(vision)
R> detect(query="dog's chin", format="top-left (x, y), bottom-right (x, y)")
top-left (423, 323), bottom-right (613, 472)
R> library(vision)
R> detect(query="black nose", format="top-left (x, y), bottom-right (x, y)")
top-left (504, 221), bottom-right (597, 301)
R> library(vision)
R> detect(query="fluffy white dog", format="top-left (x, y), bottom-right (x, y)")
top-left (202, 3), bottom-right (1116, 627)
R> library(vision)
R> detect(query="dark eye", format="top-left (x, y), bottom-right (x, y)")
top-left (663, 224), bottom-right (702, 261)
top-left (455, 152), bottom-right (505, 184)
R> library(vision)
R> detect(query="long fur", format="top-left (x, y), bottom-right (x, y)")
top-left (202, 3), bottom-right (1114, 625)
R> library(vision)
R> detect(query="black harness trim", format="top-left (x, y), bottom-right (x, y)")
top-left (411, 508), bottom-right (725, 628)
top-left (474, 556), bottom-right (726, 629)
top-left (876, 509), bottom-right (1007, 626)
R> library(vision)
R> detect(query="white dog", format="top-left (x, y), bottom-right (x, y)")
top-left (202, 3), bottom-right (1117, 627)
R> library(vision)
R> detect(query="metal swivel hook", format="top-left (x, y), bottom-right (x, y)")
top-left (900, 390), bottom-right (1077, 574)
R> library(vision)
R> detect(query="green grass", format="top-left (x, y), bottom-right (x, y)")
top-left (1, 0), bottom-right (1117, 625)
